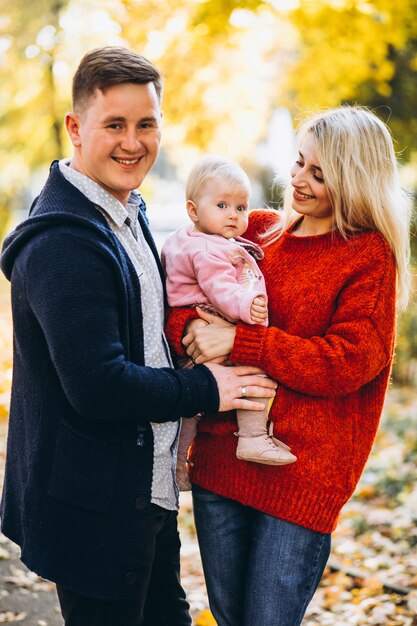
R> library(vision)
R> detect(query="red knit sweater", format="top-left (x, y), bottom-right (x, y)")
top-left (165, 210), bottom-right (397, 533)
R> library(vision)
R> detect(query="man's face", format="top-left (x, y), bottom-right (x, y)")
top-left (66, 82), bottom-right (162, 205)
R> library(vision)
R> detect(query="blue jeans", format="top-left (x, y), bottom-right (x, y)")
top-left (192, 485), bottom-right (331, 626)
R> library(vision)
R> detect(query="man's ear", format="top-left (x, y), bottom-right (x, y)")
top-left (186, 200), bottom-right (198, 223)
top-left (65, 113), bottom-right (82, 148)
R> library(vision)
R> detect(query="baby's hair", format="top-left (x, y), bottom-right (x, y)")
top-left (186, 156), bottom-right (251, 202)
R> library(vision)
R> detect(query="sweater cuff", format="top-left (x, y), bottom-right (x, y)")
top-left (230, 322), bottom-right (269, 366)
top-left (173, 363), bottom-right (220, 416)
top-left (165, 307), bottom-right (200, 356)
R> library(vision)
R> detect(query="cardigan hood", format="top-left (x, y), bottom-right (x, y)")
top-left (2, 160), bottom-right (113, 281)
top-left (2, 212), bottom-right (113, 282)
top-left (1, 159), bottom-right (158, 285)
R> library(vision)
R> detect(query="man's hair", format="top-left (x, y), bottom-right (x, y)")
top-left (72, 46), bottom-right (162, 112)
top-left (186, 155), bottom-right (251, 202)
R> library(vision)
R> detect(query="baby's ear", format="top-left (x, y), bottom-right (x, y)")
top-left (186, 200), bottom-right (199, 223)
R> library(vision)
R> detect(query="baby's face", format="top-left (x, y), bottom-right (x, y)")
top-left (191, 180), bottom-right (250, 239)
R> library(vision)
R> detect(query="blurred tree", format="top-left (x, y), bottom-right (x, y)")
top-left (0, 0), bottom-right (127, 233)
top-left (2, 0), bottom-right (67, 155)
top-left (1, 0), bottom-right (417, 225)
top-left (393, 300), bottom-right (417, 385)
top-left (0, 0), bottom-right (70, 234)
top-left (354, 36), bottom-right (417, 160)
top-left (0, 0), bottom-right (71, 158)
top-left (283, 0), bottom-right (417, 157)
top-left (120, 0), bottom-right (288, 169)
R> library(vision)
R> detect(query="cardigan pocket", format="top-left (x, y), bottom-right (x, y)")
top-left (47, 419), bottom-right (121, 513)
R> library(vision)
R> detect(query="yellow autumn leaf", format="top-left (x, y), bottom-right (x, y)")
top-left (194, 608), bottom-right (217, 626)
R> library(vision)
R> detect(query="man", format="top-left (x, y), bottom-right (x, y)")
top-left (0, 47), bottom-right (275, 626)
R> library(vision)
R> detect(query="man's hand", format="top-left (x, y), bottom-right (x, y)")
top-left (205, 363), bottom-right (277, 412)
top-left (250, 296), bottom-right (268, 324)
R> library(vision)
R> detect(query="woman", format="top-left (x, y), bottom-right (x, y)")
top-left (166, 106), bottom-right (411, 626)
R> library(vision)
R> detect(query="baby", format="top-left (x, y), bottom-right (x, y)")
top-left (162, 156), bottom-right (296, 490)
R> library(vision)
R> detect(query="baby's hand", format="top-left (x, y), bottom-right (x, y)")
top-left (250, 296), bottom-right (268, 324)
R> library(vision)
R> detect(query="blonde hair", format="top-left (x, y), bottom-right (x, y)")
top-left (265, 106), bottom-right (412, 309)
top-left (186, 155), bottom-right (251, 202)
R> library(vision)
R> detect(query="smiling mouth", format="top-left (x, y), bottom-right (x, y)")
top-left (112, 157), bottom-right (141, 165)
top-left (294, 189), bottom-right (315, 200)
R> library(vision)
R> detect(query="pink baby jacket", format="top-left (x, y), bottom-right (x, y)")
top-left (161, 223), bottom-right (268, 325)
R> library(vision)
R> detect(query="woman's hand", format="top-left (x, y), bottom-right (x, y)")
top-left (182, 308), bottom-right (236, 364)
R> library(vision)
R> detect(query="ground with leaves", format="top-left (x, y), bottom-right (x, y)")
top-left (0, 278), bottom-right (416, 625)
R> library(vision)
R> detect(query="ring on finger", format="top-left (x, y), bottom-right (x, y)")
top-left (240, 386), bottom-right (247, 399)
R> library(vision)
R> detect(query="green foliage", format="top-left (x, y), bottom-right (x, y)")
top-left (393, 299), bottom-right (417, 385)
top-left (0, 0), bottom-right (70, 223)
top-left (353, 40), bottom-right (417, 159)
top-left (120, 0), bottom-right (281, 161)
top-left (284, 0), bottom-right (417, 160)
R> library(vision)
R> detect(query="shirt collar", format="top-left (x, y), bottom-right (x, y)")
top-left (59, 158), bottom-right (143, 229)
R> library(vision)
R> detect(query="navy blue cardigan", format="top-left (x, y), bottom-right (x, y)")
top-left (0, 161), bottom-right (219, 600)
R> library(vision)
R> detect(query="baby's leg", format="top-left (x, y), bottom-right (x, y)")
top-left (235, 384), bottom-right (296, 466)
top-left (176, 415), bottom-right (201, 491)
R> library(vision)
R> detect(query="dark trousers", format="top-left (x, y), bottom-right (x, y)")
top-left (56, 504), bottom-right (191, 626)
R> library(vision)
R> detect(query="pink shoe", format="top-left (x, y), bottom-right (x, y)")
top-left (268, 421), bottom-right (292, 451)
top-left (236, 433), bottom-right (297, 466)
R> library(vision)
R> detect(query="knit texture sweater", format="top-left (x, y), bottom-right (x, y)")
top-left (165, 209), bottom-right (397, 533)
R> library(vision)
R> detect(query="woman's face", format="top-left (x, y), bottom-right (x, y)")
top-left (290, 134), bottom-right (333, 229)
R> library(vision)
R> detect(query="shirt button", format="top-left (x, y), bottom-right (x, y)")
top-left (125, 572), bottom-right (137, 585)
top-left (135, 496), bottom-right (148, 510)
